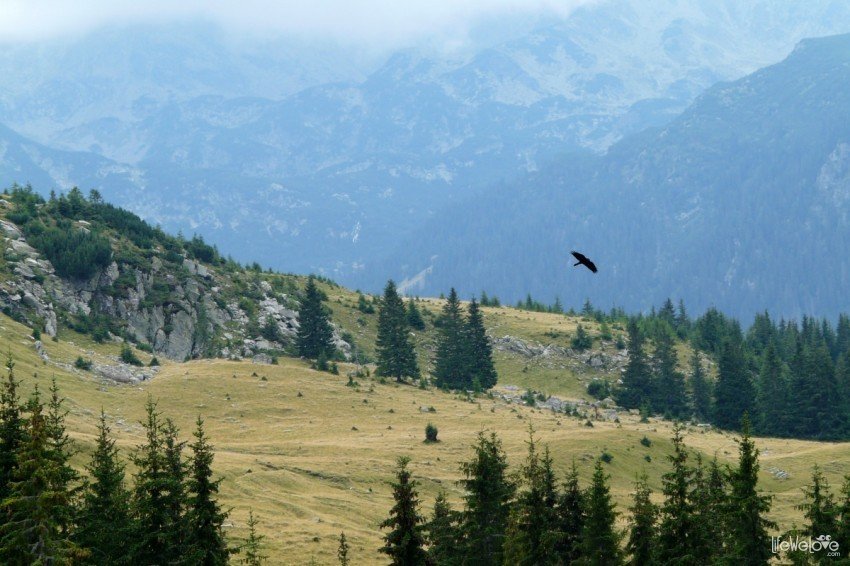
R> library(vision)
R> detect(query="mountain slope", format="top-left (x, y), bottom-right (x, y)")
top-left (375, 33), bottom-right (850, 318)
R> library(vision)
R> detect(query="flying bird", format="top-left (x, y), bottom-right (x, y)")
top-left (571, 251), bottom-right (597, 273)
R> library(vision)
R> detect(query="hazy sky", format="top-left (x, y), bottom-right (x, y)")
top-left (0, 0), bottom-right (595, 44)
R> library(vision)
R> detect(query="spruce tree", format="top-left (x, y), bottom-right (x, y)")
top-left (295, 276), bottom-right (335, 360)
top-left (579, 459), bottom-right (622, 565)
top-left (713, 336), bottom-right (755, 431)
top-left (184, 416), bottom-right (232, 565)
top-left (615, 320), bottom-right (653, 410)
top-left (131, 399), bottom-right (184, 564)
top-left (458, 431), bottom-right (514, 565)
top-left (798, 465), bottom-right (838, 541)
top-left (689, 456), bottom-right (728, 563)
top-left (836, 475), bottom-right (850, 558)
top-left (554, 461), bottom-right (585, 562)
top-left (791, 341), bottom-right (845, 439)
top-left (376, 280), bottom-right (420, 382)
top-left (75, 410), bottom-right (133, 565)
top-left (656, 424), bottom-right (698, 564)
top-left (407, 297), bottom-right (426, 330)
top-left (504, 429), bottom-right (558, 565)
top-left (426, 491), bottom-right (459, 566)
top-left (433, 289), bottom-right (468, 389)
top-left (0, 352), bottom-right (24, 503)
top-left (755, 343), bottom-right (789, 437)
top-left (465, 298), bottom-right (497, 391)
top-left (625, 473), bottom-right (657, 566)
top-left (653, 327), bottom-right (687, 418)
top-left (241, 510), bottom-right (266, 566)
top-left (689, 351), bottom-right (712, 422)
top-left (45, 378), bottom-right (80, 537)
top-left (725, 415), bottom-right (775, 565)
top-left (0, 388), bottom-right (82, 563)
top-left (337, 532), bottom-right (350, 566)
top-left (379, 456), bottom-right (427, 565)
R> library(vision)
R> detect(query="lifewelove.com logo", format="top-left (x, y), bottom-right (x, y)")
top-left (772, 535), bottom-right (840, 557)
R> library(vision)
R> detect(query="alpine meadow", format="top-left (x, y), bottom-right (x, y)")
top-left (2, 2), bottom-right (850, 564)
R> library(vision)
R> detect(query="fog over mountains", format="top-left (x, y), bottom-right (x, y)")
top-left (2, 0), bottom-right (850, 318)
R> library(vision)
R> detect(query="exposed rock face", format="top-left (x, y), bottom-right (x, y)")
top-left (492, 334), bottom-right (627, 373)
top-left (0, 219), bottom-right (349, 361)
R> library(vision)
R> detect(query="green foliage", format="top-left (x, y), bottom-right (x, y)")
top-left (425, 492), bottom-right (459, 566)
top-left (74, 356), bottom-right (93, 370)
top-left (571, 324), bottom-right (593, 351)
top-left (424, 423), bottom-right (439, 443)
top-left (120, 344), bottom-right (143, 366)
top-left (296, 277), bottom-right (335, 360)
top-left (465, 299), bottom-right (498, 391)
top-left (587, 379), bottom-right (611, 400)
top-left (626, 474), bottom-right (657, 566)
top-left (27, 223), bottom-right (112, 279)
top-left (375, 280), bottom-right (420, 382)
top-left (406, 297), bottom-right (426, 330)
top-left (580, 459), bottom-right (622, 564)
top-left (241, 510), bottom-right (267, 566)
top-left (379, 456), bottom-right (427, 565)
top-left (615, 320), bottom-right (653, 410)
top-left (337, 532), bottom-right (350, 566)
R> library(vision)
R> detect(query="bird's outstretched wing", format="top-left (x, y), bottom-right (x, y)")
top-left (570, 250), bottom-right (598, 273)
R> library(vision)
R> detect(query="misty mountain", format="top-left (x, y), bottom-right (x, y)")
top-left (374, 33), bottom-right (850, 319)
top-left (1, 1), bottom-right (849, 286)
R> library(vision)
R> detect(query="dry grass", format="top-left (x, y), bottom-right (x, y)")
top-left (2, 306), bottom-right (848, 564)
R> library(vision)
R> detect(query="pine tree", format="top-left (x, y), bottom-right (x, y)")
top-left (504, 429), bottom-right (558, 565)
top-left (75, 410), bottom-right (133, 565)
top-left (689, 456), bottom-right (728, 563)
top-left (465, 299), bottom-right (497, 390)
top-left (0, 352), bottom-right (24, 503)
top-left (791, 341), bottom-right (845, 439)
top-left (656, 424), bottom-right (698, 564)
top-left (836, 475), bottom-right (850, 558)
top-left (713, 336), bottom-right (755, 431)
top-left (131, 399), bottom-right (185, 564)
top-left (376, 280), bottom-right (420, 382)
top-left (425, 491), bottom-right (458, 566)
top-left (579, 459), bottom-right (622, 565)
top-left (653, 328), bottom-right (688, 418)
top-left (379, 456), bottom-right (427, 565)
top-left (407, 297), bottom-right (426, 330)
top-left (724, 415), bottom-right (775, 565)
top-left (337, 532), bottom-right (350, 566)
top-left (625, 473), bottom-right (657, 566)
top-left (798, 465), bottom-right (838, 541)
top-left (755, 343), bottom-right (789, 437)
top-left (45, 378), bottom-right (80, 537)
top-left (295, 276), bottom-right (335, 360)
top-left (615, 320), bottom-right (653, 410)
top-left (554, 461), bottom-right (585, 562)
top-left (241, 510), bottom-right (266, 566)
top-left (571, 324), bottom-right (593, 351)
top-left (0, 388), bottom-right (83, 563)
top-left (433, 289), bottom-right (468, 389)
top-left (689, 351), bottom-right (712, 422)
top-left (184, 416), bottom-right (232, 565)
top-left (458, 431), bottom-right (514, 565)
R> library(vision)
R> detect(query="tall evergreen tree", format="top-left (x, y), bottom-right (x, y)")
top-left (625, 473), bottom-right (657, 566)
top-left (184, 416), bottom-right (232, 565)
top-left (0, 352), bottom-right (24, 503)
top-left (407, 297), bottom-right (426, 330)
top-left (689, 457), bottom-right (728, 563)
top-left (790, 341), bottom-right (845, 439)
top-left (713, 336), bottom-right (755, 431)
top-left (725, 415), bottom-right (775, 565)
top-left (504, 430), bottom-right (558, 565)
top-left (295, 276), bottom-right (335, 360)
top-left (0, 388), bottom-right (83, 564)
top-left (337, 532), bottom-right (350, 566)
top-left (689, 351), bottom-right (712, 422)
top-left (162, 418), bottom-right (189, 559)
top-left (657, 424), bottom-right (699, 564)
top-left (836, 475), bottom-right (850, 558)
top-left (653, 327), bottom-right (688, 418)
top-left (131, 399), bottom-right (185, 564)
top-left (425, 491), bottom-right (459, 566)
top-left (755, 343), bottom-right (789, 437)
top-left (554, 461), bottom-right (585, 563)
top-left (433, 289), bottom-right (469, 389)
top-left (615, 320), bottom-right (653, 410)
top-left (579, 459), bottom-right (622, 565)
top-left (458, 432), bottom-right (514, 565)
top-left (75, 410), bottom-right (133, 565)
top-left (798, 465), bottom-right (838, 542)
top-left (465, 299), bottom-right (497, 391)
top-left (379, 456), bottom-right (427, 565)
top-left (45, 378), bottom-right (80, 538)
top-left (376, 280), bottom-right (420, 382)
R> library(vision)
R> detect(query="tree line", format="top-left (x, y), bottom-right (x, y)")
top-left (0, 354), bottom-right (264, 565)
top-left (378, 417), bottom-right (850, 565)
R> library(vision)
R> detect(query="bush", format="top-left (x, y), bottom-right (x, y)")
top-left (600, 451), bottom-right (613, 464)
top-left (120, 344), bottom-right (143, 366)
top-left (149, 357), bottom-right (160, 367)
top-left (32, 327), bottom-right (41, 340)
top-left (74, 356), bottom-right (93, 370)
top-left (425, 423), bottom-right (439, 442)
top-left (571, 324), bottom-right (593, 351)
top-left (587, 379), bottom-right (611, 400)
top-left (640, 436), bottom-right (652, 447)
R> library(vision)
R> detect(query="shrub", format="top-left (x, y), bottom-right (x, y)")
top-left (74, 356), bottom-right (93, 370)
top-left (571, 324), bottom-right (593, 351)
top-left (32, 327), bottom-right (41, 340)
top-left (425, 423), bottom-right (439, 443)
top-left (587, 379), bottom-right (611, 400)
top-left (640, 436), bottom-right (652, 447)
top-left (149, 357), bottom-right (160, 367)
top-left (120, 344), bottom-right (142, 366)
top-left (600, 451), bottom-right (613, 464)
